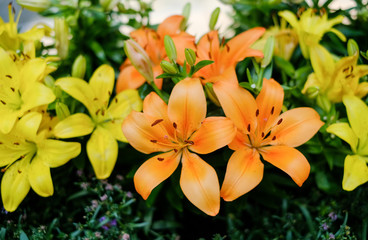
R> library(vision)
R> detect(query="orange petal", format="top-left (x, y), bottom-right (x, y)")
top-left (203, 67), bottom-right (238, 85)
top-left (180, 149), bottom-right (220, 216)
top-left (197, 30), bottom-right (220, 62)
top-left (213, 81), bottom-right (257, 132)
top-left (270, 107), bottom-right (324, 147)
top-left (260, 145), bottom-right (310, 187)
top-left (224, 27), bottom-right (265, 64)
top-left (157, 15), bottom-right (184, 38)
top-left (168, 78), bottom-right (206, 139)
top-left (122, 111), bottom-right (174, 154)
top-left (228, 129), bottom-right (250, 151)
top-left (134, 151), bottom-right (180, 200)
top-left (116, 65), bottom-right (146, 92)
top-left (189, 116), bottom-right (236, 154)
top-left (256, 78), bottom-right (284, 132)
top-left (221, 148), bottom-right (263, 201)
top-left (172, 32), bottom-right (196, 64)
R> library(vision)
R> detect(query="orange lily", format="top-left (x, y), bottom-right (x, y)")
top-left (122, 78), bottom-right (236, 216)
top-left (195, 27), bottom-right (265, 85)
top-left (214, 78), bottom-right (324, 201)
top-left (116, 15), bottom-right (196, 92)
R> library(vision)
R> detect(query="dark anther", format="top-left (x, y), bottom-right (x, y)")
top-left (157, 157), bottom-right (164, 161)
top-left (208, 51), bottom-right (212, 59)
top-left (14, 142), bottom-right (20, 145)
top-left (226, 44), bottom-right (230, 52)
top-left (108, 91), bottom-right (111, 96)
top-left (18, 170), bottom-right (22, 174)
top-left (1, 168), bottom-right (6, 172)
top-left (174, 149), bottom-right (178, 153)
top-left (221, 37), bottom-right (225, 46)
top-left (151, 119), bottom-right (164, 127)
top-left (261, 132), bottom-right (265, 138)
top-left (256, 109), bottom-right (259, 117)
top-left (101, 110), bottom-right (105, 116)
top-left (115, 98), bottom-right (118, 103)
top-left (272, 136), bottom-right (276, 141)
top-left (184, 140), bottom-right (194, 145)
top-left (93, 97), bottom-right (98, 101)
top-left (271, 106), bottom-right (275, 115)
top-left (10, 87), bottom-right (15, 92)
top-left (150, 140), bottom-right (157, 143)
top-left (173, 122), bottom-right (177, 129)
top-left (247, 124), bottom-right (251, 132)
top-left (95, 109), bottom-right (100, 115)
top-left (277, 118), bottom-right (283, 125)
top-left (48, 127), bottom-right (52, 131)
top-left (6, 75), bottom-right (12, 79)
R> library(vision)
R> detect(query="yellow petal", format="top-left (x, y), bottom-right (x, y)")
top-left (221, 148), bottom-right (264, 201)
top-left (1, 158), bottom-right (30, 212)
top-left (168, 78), bottom-right (206, 140)
top-left (0, 145), bottom-right (25, 167)
top-left (37, 139), bottom-right (81, 168)
top-left (134, 151), bottom-right (180, 200)
top-left (108, 89), bottom-right (142, 119)
top-left (189, 116), bottom-right (236, 154)
top-left (53, 113), bottom-right (95, 138)
top-left (87, 126), bottom-right (118, 179)
top-left (270, 107), bottom-right (324, 147)
top-left (0, 110), bottom-right (19, 134)
top-left (101, 120), bottom-right (126, 142)
top-left (309, 44), bottom-right (335, 90)
top-left (15, 112), bottom-right (42, 142)
top-left (355, 82), bottom-right (368, 99)
top-left (326, 122), bottom-right (358, 153)
top-left (0, 47), bottom-right (19, 81)
top-left (28, 155), bottom-right (54, 197)
top-left (279, 11), bottom-right (299, 29)
top-left (55, 77), bottom-right (97, 115)
top-left (180, 149), bottom-right (220, 216)
top-left (19, 58), bottom-right (47, 92)
top-left (329, 28), bottom-right (346, 42)
top-left (342, 155), bottom-right (368, 191)
top-left (261, 146), bottom-right (310, 187)
top-left (89, 64), bottom-right (115, 107)
top-left (21, 82), bottom-right (56, 111)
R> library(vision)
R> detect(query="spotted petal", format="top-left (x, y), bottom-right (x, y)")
top-left (89, 64), bottom-right (115, 107)
top-left (53, 113), bottom-right (95, 138)
top-left (28, 154), bottom-right (54, 197)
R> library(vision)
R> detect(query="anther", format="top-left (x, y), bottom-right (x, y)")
top-left (0, 100), bottom-right (6, 105)
top-left (270, 106), bottom-right (275, 115)
top-left (256, 109), bottom-right (259, 117)
top-left (1, 168), bottom-right (6, 172)
top-left (10, 87), bottom-right (15, 92)
top-left (150, 140), bottom-right (157, 143)
top-left (5, 75), bottom-right (12, 79)
top-left (93, 97), bottom-right (98, 101)
top-left (157, 157), bottom-right (164, 161)
top-left (261, 132), bottom-right (265, 138)
top-left (277, 118), bottom-right (283, 125)
top-left (173, 122), bottom-right (177, 129)
top-left (208, 51), bottom-right (212, 59)
top-left (221, 37), bottom-right (225, 46)
top-left (101, 110), bottom-right (105, 116)
top-left (174, 149), bottom-right (178, 153)
top-left (272, 136), bottom-right (276, 141)
top-left (151, 119), bottom-right (164, 127)
top-left (115, 98), bottom-right (118, 103)
top-left (247, 124), bottom-right (251, 132)
top-left (95, 109), bottom-right (100, 115)
top-left (343, 67), bottom-right (350, 73)
top-left (48, 127), bottom-right (52, 131)
top-left (18, 170), bottom-right (22, 174)
top-left (225, 44), bottom-right (230, 52)
top-left (108, 91), bottom-right (111, 96)
top-left (184, 140), bottom-right (194, 145)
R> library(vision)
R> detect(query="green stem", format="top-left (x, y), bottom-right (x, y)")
top-left (150, 82), bottom-right (167, 103)
top-left (362, 218), bottom-right (367, 240)
top-left (256, 68), bottom-right (265, 89)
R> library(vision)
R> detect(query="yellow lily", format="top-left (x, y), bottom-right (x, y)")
top-left (326, 95), bottom-right (368, 190)
top-left (303, 44), bottom-right (368, 103)
top-left (279, 8), bottom-right (346, 59)
top-left (0, 48), bottom-right (55, 134)
top-left (0, 4), bottom-right (50, 56)
top-left (53, 65), bottom-right (142, 179)
top-left (0, 112), bottom-right (81, 212)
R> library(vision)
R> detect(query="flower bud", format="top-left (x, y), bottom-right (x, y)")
top-left (54, 18), bottom-right (70, 59)
top-left (55, 102), bottom-right (70, 120)
top-left (44, 75), bottom-right (55, 88)
top-left (181, 3), bottom-right (191, 31)
top-left (205, 83), bottom-right (220, 106)
top-left (99, 0), bottom-right (119, 11)
top-left (16, 0), bottom-right (50, 12)
top-left (305, 86), bottom-right (320, 99)
top-left (261, 36), bottom-right (275, 68)
top-left (164, 35), bottom-right (177, 63)
top-left (209, 7), bottom-right (220, 31)
top-left (347, 39), bottom-right (359, 56)
top-left (316, 94), bottom-right (331, 113)
top-left (185, 48), bottom-right (196, 66)
top-left (124, 39), bottom-right (154, 84)
top-left (72, 55), bottom-right (87, 79)
top-left (160, 60), bottom-right (177, 74)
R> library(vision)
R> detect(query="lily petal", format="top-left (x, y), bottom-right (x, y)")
top-left (309, 44), bottom-right (335, 90)
top-left (157, 15), bottom-right (184, 38)
top-left (221, 147), bottom-right (264, 201)
top-left (270, 107), bottom-right (324, 147)
top-left (87, 126), bottom-right (118, 179)
top-left (326, 122), bottom-right (358, 153)
top-left (134, 151), bottom-right (180, 200)
top-left (189, 117), bottom-right (236, 154)
top-left (122, 111), bottom-right (174, 154)
top-left (261, 145), bottom-right (310, 187)
top-left (256, 78), bottom-right (284, 132)
top-left (108, 89), bottom-right (142, 119)
top-left (0, 110), bottom-right (18, 134)
top-left (55, 77), bottom-right (97, 115)
top-left (180, 149), bottom-right (220, 216)
top-left (1, 159), bottom-right (30, 212)
top-left (168, 78), bottom-right (206, 140)
top-left (53, 113), bottom-right (95, 138)
top-left (15, 112), bottom-right (42, 142)
top-left (21, 82), bottom-right (56, 112)
top-left (89, 64), bottom-right (115, 107)
top-left (37, 139), bottom-right (81, 168)
top-left (228, 130), bottom-right (250, 151)
top-left (101, 120), bottom-right (126, 142)
top-left (197, 31), bottom-right (220, 62)
top-left (278, 10), bottom-right (299, 29)
top-left (342, 155), bottom-right (368, 191)
top-left (0, 48), bottom-right (19, 82)
top-left (214, 81), bottom-right (257, 131)
top-left (19, 58), bottom-right (47, 92)
top-left (116, 64), bottom-right (147, 92)
top-left (28, 155), bottom-right (54, 197)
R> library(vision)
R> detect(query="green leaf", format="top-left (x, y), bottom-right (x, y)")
top-left (274, 56), bottom-right (295, 77)
top-left (193, 60), bottom-right (214, 73)
top-left (19, 231), bottom-right (29, 240)
top-left (0, 228), bottom-right (6, 240)
top-left (89, 41), bottom-right (107, 62)
top-left (156, 73), bottom-right (182, 79)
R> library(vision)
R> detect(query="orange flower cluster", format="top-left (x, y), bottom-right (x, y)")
top-left (121, 15), bottom-right (324, 216)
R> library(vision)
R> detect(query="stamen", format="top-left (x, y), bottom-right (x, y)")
top-left (261, 132), bottom-right (265, 138)
top-left (174, 149), bottom-right (178, 153)
top-left (151, 119), bottom-right (164, 127)
top-left (157, 157), bottom-right (164, 161)
top-left (208, 51), bottom-right (212, 59)
top-left (221, 37), bottom-right (225, 46)
top-left (173, 122), bottom-right (177, 129)
top-left (277, 118), bottom-right (283, 125)
top-left (108, 91), bottom-right (111, 96)
top-left (272, 136), bottom-right (276, 141)
top-left (225, 44), bottom-right (230, 52)
top-left (0, 100), bottom-right (6, 105)
top-left (150, 140), bottom-right (157, 143)
top-left (343, 67), bottom-right (350, 73)
top-left (101, 110), bottom-right (105, 116)
top-left (184, 140), bottom-right (194, 145)
top-left (1, 168), bottom-right (6, 172)
top-left (247, 124), bottom-right (251, 132)
top-left (48, 127), bottom-right (52, 131)
top-left (95, 109), bottom-right (100, 115)
top-left (256, 109), bottom-right (259, 117)
top-left (270, 106), bottom-right (275, 115)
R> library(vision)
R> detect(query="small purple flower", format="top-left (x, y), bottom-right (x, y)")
top-left (80, 182), bottom-right (89, 190)
top-left (321, 223), bottom-right (329, 230)
top-left (100, 194), bottom-right (108, 201)
top-left (95, 231), bottom-right (102, 238)
top-left (121, 233), bottom-right (130, 240)
top-left (116, 174), bottom-right (124, 181)
top-left (76, 170), bottom-right (83, 177)
top-left (126, 191), bottom-right (133, 198)
top-left (328, 212), bottom-right (338, 221)
top-left (329, 233), bottom-right (335, 239)
top-left (91, 200), bottom-right (99, 209)
top-left (1, 207), bottom-right (8, 215)
top-left (99, 217), bottom-right (117, 230)
top-left (105, 183), bottom-right (113, 191)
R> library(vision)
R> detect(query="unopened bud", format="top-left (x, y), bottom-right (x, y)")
top-left (44, 75), bottom-right (55, 88)
top-left (160, 60), bottom-right (177, 74)
top-left (124, 39), bottom-right (154, 84)
top-left (209, 7), bottom-right (220, 31)
top-left (305, 86), bottom-right (320, 99)
top-left (16, 0), bottom-right (50, 12)
top-left (185, 48), bottom-right (196, 66)
top-left (54, 18), bottom-right (70, 59)
top-left (55, 102), bottom-right (70, 120)
top-left (164, 35), bottom-right (177, 63)
top-left (181, 3), bottom-right (191, 31)
top-left (347, 39), bottom-right (359, 56)
top-left (316, 94), bottom-right (331, 113)
top-left (261, 36), bottom-right (275, 68)
top-left (204, 83), bottom-right (220, 106)
top-left (72, 55), bottom-right (87, 79)
top-left (99, 0), bottom-right (119, 11)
